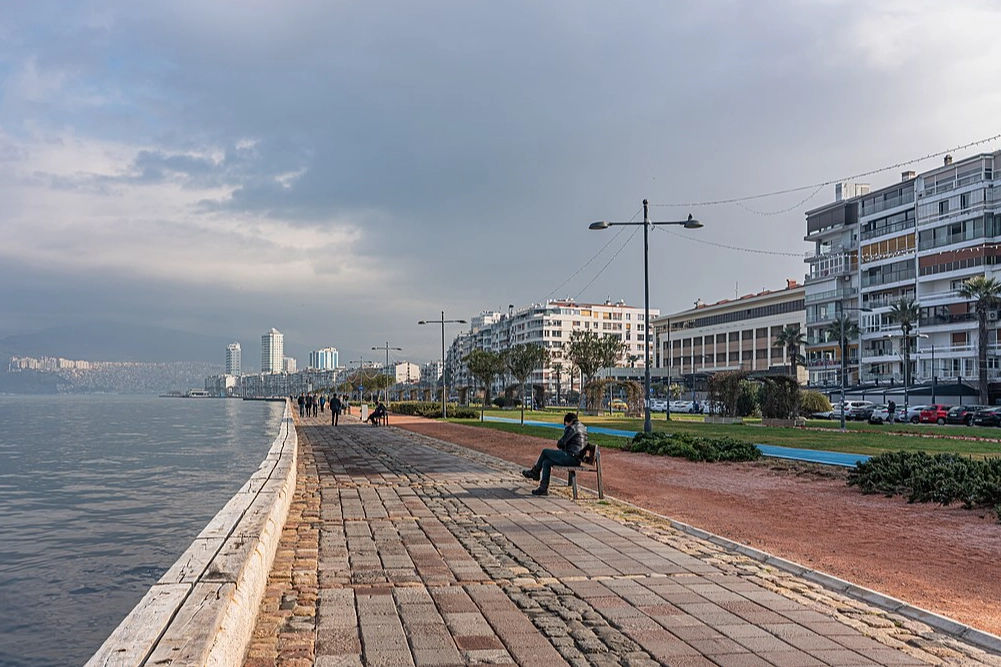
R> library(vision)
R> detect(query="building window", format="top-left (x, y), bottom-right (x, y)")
top-left (939, 200), bottom-right (950, 216)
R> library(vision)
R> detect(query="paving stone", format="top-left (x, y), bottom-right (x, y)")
top-left (242, 417), bottom-right (1001, 667)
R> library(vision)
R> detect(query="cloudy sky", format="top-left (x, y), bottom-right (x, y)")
top-left (2, 1), bottom-right (1001, 367)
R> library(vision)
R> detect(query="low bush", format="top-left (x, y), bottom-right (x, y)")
top-left (627, 432), bottom-right (761, 463)
top-left (848, 451), bottom-right (1001, 518)
top-left (389, 401), bottom-right (477, 419)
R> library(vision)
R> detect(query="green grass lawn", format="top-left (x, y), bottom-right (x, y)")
top-left (455, 408), bottom-right (1001, 458)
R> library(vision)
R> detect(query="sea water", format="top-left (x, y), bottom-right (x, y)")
top-left (0, 394), bottom-right (285, 667)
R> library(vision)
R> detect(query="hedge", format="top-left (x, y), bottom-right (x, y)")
top-left (848, 451), bottom-right (1001, 518)
top-left (627, 432), bottom-right (761, 463)
top-left (388, 401), bottom-right (478, 419)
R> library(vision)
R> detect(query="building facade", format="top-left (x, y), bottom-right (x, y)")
top-left (308, 347), bottom-right (339, 370)
top-left (446, 299), bottom-right (658, 399)
top-left (261, 328), bottom-right (284, 374)
top-left (804, 151), bottom-right (1001, 396)
top-left (652, 281), bottom-right (806, 384)
top-left (225, 342), bottom-right (241, 376)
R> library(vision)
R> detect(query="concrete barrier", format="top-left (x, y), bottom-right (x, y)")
top-left (86, 401), bottom-right (298, 667)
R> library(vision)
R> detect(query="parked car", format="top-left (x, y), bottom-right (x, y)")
top-left (843, 400), bottom-right (875, 421)
top-left (946, 405), bottom-right (986, 426)
top-left (899, 404), bottom-right (928, 424)
top-left (649, 399), bottom-right (669, 412)
top-left (810, 409), bottom-right (835, 419)
top-left (972, 407), bottom-right (1001, 427)
top-left (867, 405), bottom-right (891, 424)
top-left (609, 399), bottom-right (628, 411)
top-left (670, 400), bottom-right (699, 413)
top-left (919, 404), bottom-right (953, 425)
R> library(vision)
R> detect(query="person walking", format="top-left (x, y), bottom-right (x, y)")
top-left (521, 412), bottom-right (587, 496)
top-left (297, 394), bottom-right (305, 418)
top-left (330, 394), bottom-right (342, 426)
top-left (320, 395), bottom-right (326, 413)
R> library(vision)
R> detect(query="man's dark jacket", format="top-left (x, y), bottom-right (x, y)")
top-left (557, 419), bottom-right (587, 458)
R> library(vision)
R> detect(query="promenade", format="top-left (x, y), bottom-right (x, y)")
top-left (243, 411), bottom-right (1001, 667)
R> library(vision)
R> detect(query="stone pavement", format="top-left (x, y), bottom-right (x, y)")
top-left (244, 413), bottom-right (1001, 667)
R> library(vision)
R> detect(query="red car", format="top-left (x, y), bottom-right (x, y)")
top-left (919, 404), bottom-right (954, 425)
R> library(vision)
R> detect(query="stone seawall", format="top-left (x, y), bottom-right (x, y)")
top-left (86, 401), bottom-right (298, 667)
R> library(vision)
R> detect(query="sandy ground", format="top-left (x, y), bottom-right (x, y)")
top-left (388, 415), bottom-right (1001, 637)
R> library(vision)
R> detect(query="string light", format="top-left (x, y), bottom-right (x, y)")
top-left (574, 226), bottom-right (641, 300)
top-left (545, 208), bottom-right (640, 301)
top-left (654, 226), bottom-right (802, 256)
top-left (650, 132), bottom-right (1001, 210)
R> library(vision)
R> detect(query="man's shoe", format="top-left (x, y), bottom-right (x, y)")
top-left (531, 487), bottom-right (548, 496)
top-left (521, 469), bottom-right (540, 481)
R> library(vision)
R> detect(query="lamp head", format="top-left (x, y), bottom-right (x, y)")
top-left (589, 221), bottom-right (610, 230)
top-left (683, 214), bottom-right (703, 229)
top-left (417, 321), bottom-right (427, 325)
top-left (458, 319), bottom-right (468, 324)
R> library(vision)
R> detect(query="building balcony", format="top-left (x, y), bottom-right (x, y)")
top-left (805, 240), bottom-right (858, 261)
top-left (804, 287), bottom-right (857, 305)
top-left (806, 358), bottom-right (859, 369)
top-left (860, 192), bottom-right (915, 217)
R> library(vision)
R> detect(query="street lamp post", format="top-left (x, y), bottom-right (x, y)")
top-left (418, 311), bottom-right (468, 419)
top-left (838, 304), bottom-right (873, 431)
top-left (589, 199), bottom-right (704, 433)
top-left (371, 342), bottom-right (402, 402)
top-left (917, 333), bottom-right (935, 404)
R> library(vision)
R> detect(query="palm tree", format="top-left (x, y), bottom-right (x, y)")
top-left (888, 298), bottom-right (920, 391)
top-left (774, 325), bottom-right (806, 382)
top-left (959, 276), bottom-right (1001, 404)
top-left (825, 316), bottom-right (861, 388)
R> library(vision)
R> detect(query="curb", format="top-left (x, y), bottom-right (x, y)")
top-left (85, 402), bottom-right (298, 667)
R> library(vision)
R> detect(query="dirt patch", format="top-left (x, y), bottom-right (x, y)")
top-left (390, 415), bottom-right (1001, 636)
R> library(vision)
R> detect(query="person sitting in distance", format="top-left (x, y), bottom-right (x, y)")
top-left (522, 412), bottom-right (587, 496)
top-left (367, 401), bottom-right (388, 425)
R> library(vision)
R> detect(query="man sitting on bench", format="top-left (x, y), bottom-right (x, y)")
top-left (522, 412), bottom-right (587, 496)
top-left (367, 400), bottom-right (388, 425)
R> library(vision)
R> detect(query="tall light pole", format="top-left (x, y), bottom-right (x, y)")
top-left (917, 333), bottom-right (935, 404)
top-left (418, 311), bottom-right (468, 419)
top-left (589, 199), bottom-right (704, 433)
top-left (838, 303), bottom-right (872, 430)
top-left (371, 342), bottom-right (402, 402)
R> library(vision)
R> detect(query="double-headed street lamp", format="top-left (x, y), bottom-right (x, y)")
top-left (418, 312), bottom-right (468, 419)
top-left (837, 303), bottom-right (872, 430)
top-left (589, 199), bottom-right (704, 433)
top-left (371, 342), bottom-right (402, 402)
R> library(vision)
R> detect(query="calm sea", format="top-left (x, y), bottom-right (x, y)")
top-left (0, 394), bottom-right (285, 667)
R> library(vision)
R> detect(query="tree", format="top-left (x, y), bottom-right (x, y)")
top-left (825, 316), bottom-right (861, 388)
top-left (503, 344), bottom-right (549, 424)
top-left (563, 330), bottom-right (626, 414)
top-left (888, 298), bottom-right (920, 393)
top-left (959, 276), bottom-right (1001, 404)
top-left (463, 349), bottom-right (506, 421)
top-left (774, 325), bottom-right (806, 381)
top-left (759, 375), bottom-right (801, 419)
top-left (552, 362), bottom-right (564, 405)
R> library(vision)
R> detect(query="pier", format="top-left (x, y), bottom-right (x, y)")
top-left (90, 405), bottom-right (1001, 666)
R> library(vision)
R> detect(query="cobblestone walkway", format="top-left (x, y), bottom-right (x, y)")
top-left (245, 415), bottom-right (1001, 666)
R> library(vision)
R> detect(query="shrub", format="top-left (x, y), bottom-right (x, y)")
top-left (800, 390), bottom-right (831, 414)
top-left (389, 401), bottom-right (476, 419)
top-left (736, 380), bottom-right (759, 417)
top-left (848, 451), bottom-right (1001, 518)
top-left (758, 375), bottom-right (801, 419)
top-left (627, 432), bottom-right (761, 463)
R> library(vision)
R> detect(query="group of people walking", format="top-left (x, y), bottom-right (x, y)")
top-left (296, 393), bottom-right (351, 423)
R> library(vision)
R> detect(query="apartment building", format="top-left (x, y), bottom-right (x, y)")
top-left (446, 299), bottom-right (657, 399)
top-left (651, 281), bottom-right (806, 384)
top-left (225, 342), bottom-right (241, 376)
top-left (804, 151), bottom-right (1001, 394)
top-left (261, 328), bottom-right (283, 374)
top-left (308, 347), bottom-right (339, 370)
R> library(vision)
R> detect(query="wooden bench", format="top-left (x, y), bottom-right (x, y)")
top-left (553, 444), bottom-right (604, 500)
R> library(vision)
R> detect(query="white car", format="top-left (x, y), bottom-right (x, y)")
top-left (899, 405), bottom-right (928, 424)
top-left (670, 400), bottom-right (699, 413)
top-left (649, 399), bottom-right (669, 412)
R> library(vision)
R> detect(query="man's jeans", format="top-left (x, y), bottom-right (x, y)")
top-left (532, 448), bottom-right (579, 489)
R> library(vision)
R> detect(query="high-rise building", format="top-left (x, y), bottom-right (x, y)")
top-left (261, 328), bottom-right (284, 374)
top-left (283, 356), bottom-right (297, 373)
top-left (309, 347), bottom-right (339, 370)
top-left (804, 151), bottom-right (1001, 399)
top-left (225, 342), bottom-right (242, 376)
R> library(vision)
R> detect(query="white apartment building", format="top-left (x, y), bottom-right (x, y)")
top-left (447, 299), bottom-right (657, 398)
top-left (225, 342), bottom-right (241, 376)
top-left (804, 151), bottom-right (1001, 398)
top-left (652, 281), bottom-right (806, 384)
top-left (282, 356), bottom-right (297, 374)
top-left (309, 347), bottom-right (339, 370)
top-left (391, 361), bottom-right (421, 384)
top-left (261, 328), bottom-right (284, 374)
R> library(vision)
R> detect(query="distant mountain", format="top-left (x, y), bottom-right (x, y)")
top-left (0, 321), bottom-right (241, 364)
